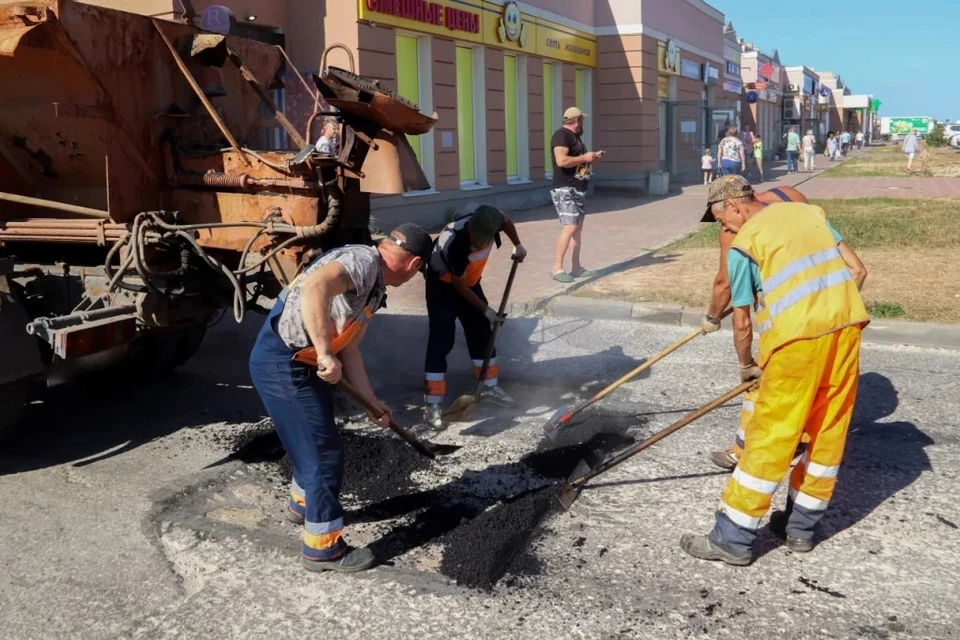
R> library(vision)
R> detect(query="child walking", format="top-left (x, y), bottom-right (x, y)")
top-left (701, 149), bottom-right (714, 185)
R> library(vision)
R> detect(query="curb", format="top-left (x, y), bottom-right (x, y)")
top-left (544, 297), bottom-right (960, 351)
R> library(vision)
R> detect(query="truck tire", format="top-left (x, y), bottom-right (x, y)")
top-left (0, 378), bottom-right (29, 442)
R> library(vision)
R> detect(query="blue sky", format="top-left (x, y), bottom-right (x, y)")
top-left (714, 0), bottom-right (959, 122)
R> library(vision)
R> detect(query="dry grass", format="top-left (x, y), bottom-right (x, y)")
top-left (821, 144), bottom-right (960, 178)
top-left (575, 198), bottom-right (960, 322)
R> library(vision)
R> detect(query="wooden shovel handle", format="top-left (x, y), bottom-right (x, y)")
top-left (573, 379), bottom-right (755, 487)
top-left (336, 378), bottom-right (436, 459)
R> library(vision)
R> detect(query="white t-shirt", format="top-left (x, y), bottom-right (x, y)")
top-left (701, 155), bottom-right (713, 170)
top-left (802, 135), bottom-right (816, 153)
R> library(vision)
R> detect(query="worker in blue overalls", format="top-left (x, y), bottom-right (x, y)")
top-left (248, 223), bottom-right (433, 574)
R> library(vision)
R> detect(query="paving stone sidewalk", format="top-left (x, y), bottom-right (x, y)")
top-left (386, 155), bottom-right (837, 312)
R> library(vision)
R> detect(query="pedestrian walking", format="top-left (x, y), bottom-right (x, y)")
top-left (902, 128), bottom-right (920, 173)
top-left (801, 129), bottom-right (817, 172)
top-left (701, 148), bottom-right (715, 185)
top-left (841, 130), bottom-right (851, 156)
top-left (549, 107), bottom-right (603, 283)
top-left (740, 125), bottom-right (756, 176)
top-left (752, 134), bottom-right (764, 182)
top-left (719, 127), bottom-right (746, 177)
top-left (855, 130), bottom-right (865, 151)
top-left (783, 127), bottom-right (800, 174)
top-left (826, 133), bottom-right (838, 162)
top-left (682, 175), bottom-right (869, 566)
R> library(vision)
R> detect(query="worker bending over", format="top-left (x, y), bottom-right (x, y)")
top-left (682, 176), bottom-right (868, 566)
top-left (700, 185), bottom-right (811, 471)
top-left (423, 205), bottom-right (527, 429)
top-left (249, 224), bottom-right (433, 574)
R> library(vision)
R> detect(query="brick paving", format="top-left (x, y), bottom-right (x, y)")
top-left (384, 146), bottom-right (949, 312)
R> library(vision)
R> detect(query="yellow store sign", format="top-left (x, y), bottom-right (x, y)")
top-left (657, 39), bottom-right (680, 75)
top-left (358, 0), bottom-right (596, 67)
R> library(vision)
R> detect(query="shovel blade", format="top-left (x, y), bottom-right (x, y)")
top-left (443, 393), bottom-right (476, 417)
top-left (556, 459), bottom-right (591, 510)
top-left (542, 406), bottom-right (571, 441)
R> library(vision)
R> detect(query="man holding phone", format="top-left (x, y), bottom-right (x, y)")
top-left (550, 107), bottom-right (604, 283)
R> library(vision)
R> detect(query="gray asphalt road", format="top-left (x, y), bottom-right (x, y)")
top-left (1, 312), bottom-right (958, 639)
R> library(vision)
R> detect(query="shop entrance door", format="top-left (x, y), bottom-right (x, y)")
top-left (658, 101), bottom-right (668, 171)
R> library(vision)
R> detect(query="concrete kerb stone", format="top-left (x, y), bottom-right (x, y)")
top-left (544, 298), bottom-right (960, 351)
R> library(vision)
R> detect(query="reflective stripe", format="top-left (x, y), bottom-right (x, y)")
top-left (425, 372), bottom-right (445, 381)
top-left (758, 319), bottom-right (773, 334)
top-left (425, 395), bottom-right (443, 404)
top-left (468, 246), bottom-right (492, 262)
top-left (305, 517), bottom-right (344, 535)
top-left (762, 246), bottom-right (842, 295)
top-left (789, 487), bottom-right (829, 511)
top-left (736, 427), bottom-right (746, 442)
top-left (800, 454), bottom-right (840, 478)
top-left (768, 269), bottom-right (853, 319)
top-left (720, 502), bottom-right (762, 530)
top-left (732, 468), bottom-right (780, 495)
top-left (471, 358), bottom-right (497, 367)
top-left (291, 478), bottom-right (305, 500)
top-left (741, 400), bottom-right (755, 413)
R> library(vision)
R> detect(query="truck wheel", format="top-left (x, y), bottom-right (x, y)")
top-left (0, 378), bottom-right (30, 442)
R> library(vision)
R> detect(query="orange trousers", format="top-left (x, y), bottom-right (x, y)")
top-left (717, 325), bottom-right (862, 536)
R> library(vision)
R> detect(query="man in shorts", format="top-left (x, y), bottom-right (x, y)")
top-left (549, 107), bottom-right (604, 283)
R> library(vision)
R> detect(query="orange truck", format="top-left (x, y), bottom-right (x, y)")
top-left (0, 0), bottom-right (437, 437)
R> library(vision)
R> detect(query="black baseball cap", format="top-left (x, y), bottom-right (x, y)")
top-left (388, 223), bottom-right (434, 267)
top-left (469, 205), bottom-right (504, 245)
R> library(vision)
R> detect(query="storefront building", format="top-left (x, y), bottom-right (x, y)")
top-left (783, 66), bottom-right (821, 143)
top-left (844, 95), bottom-right (874, 140)
top-left (739, 44), bottom-right (783, 154)
top-left (593, 0), bottom-right (728, 187)
top-left (818, 71), bottom-right (855, 135)
top-left (86, 0), bottom-right (734, 220)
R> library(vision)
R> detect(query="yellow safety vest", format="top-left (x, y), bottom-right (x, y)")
top-left (731, 203), bottom-right (869, 367)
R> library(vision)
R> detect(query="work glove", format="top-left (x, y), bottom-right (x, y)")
top-left (315, 353), bottom-right (343, 384)
top-left (740, 362), bottom-right (763, 391)
top-left (700, 314), bottom-right (721, 334)
top-left (483, 306), bottom-right (506, 325)
top-left (512, 243), bottom-right (528, 263)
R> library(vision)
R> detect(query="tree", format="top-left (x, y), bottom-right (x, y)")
top-left (926, 122), bottom-right (948, 147)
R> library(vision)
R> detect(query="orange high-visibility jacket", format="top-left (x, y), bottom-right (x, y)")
top-left (436, 216), bottom-right (494, 287)
top-left (731, 203), bottom-right (869, 368)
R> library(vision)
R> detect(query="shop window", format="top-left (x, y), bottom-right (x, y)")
top-left (575, 67), bottom-right (593, 151)
top-left (456, 46), bottom-right (487, 188)
top-left (395, 33), bottom-right (435, 193)
top-left (504, 55), bottom-right (529, 183)
top-left (543, 62), bottom-right (553, 178)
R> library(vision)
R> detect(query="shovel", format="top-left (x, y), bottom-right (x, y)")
top-left (336, 378), bottom-right (458, 459)
top-left (542, 307), bottom-right (733, 441)
top-left (557, 379), bottom-right (755, 510)
top-left (443, 256), bottom-right (521, 418)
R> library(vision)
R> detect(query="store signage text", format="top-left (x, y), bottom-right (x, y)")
top-left (358, 0), bottom-right (596, 66)
top-left (364, 0), bottom-right (479, 34)
top-left (657, 40), bottom-right (680, 75)
top-left (703, 63), bottom-right (720, 84)
top-left (199, 5), bottom-right (236, 34)
top-left (726, 61), bottom-right (740, 76)
top-left (680, 59), bottom-right (700, 80)
top-left (723, 78), bottom-right (742, 94)
top-left (658, 75), bottom-right (669, 99)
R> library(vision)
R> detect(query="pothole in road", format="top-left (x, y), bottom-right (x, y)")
top-left (158, 406), bottom-right (647, 591)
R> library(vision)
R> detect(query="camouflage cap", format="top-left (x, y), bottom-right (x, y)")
top-left (701, 175), bottom-right (754, 222)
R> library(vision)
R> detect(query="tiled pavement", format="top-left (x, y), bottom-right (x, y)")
top-left (385, 147), bottom-right (950, 311)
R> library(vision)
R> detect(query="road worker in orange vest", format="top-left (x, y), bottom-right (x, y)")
top-left (700, 185), bottom-right (813, 471)
top-left (681, 175), bottom-right (869, 565)
top-left (249, 224), bottom-right (434, 574)
top-left (423, 205), bottom-right (527, 429)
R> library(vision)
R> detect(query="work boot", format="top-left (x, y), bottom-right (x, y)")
top-left (301, 546), bottom-right (377, 574)
top-left (423, 403), bottom-right (443, 430)
top-left (768, 510), bottom-right (815, 553)
top-left (710, 448), bottom-right (739, 471)
top-left (285, 508), bottom-right (305, 526)
top-left (481, 385), bottom-right (515, 407)
top-left (679, 533), bottom-right (753, 566)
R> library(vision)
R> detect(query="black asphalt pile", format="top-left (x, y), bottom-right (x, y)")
top-left (438, 485), bottom-right (557, 590)
top-left (340, 432), bottom-right (433, 502)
